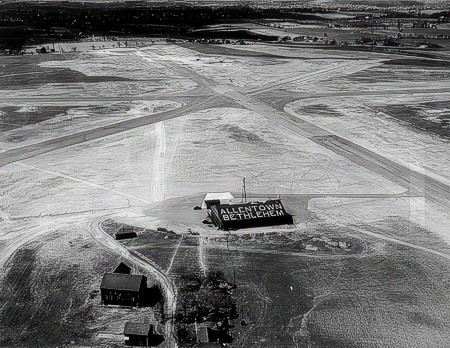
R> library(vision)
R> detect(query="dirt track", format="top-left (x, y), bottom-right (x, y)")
top-left (87, 217), bottom-right (178, 347)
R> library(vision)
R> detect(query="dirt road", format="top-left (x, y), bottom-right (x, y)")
top-left (0, 225), bottom-right (53, 270)
top-left (87, 217), bottom-right (178, 347)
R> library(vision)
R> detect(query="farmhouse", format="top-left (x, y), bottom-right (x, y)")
top-left (100, 273), bottom-right (147, 307)
top-left (208, 199), bottom-right (293, 230)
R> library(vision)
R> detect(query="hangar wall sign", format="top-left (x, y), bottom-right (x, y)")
top-left (219, 202), bottom-right (287, 221)
top-left (208, 199), bottom-right (293, 230)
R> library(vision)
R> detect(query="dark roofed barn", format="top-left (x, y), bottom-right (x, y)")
top-left (124, 322), bottom-right (164, 346)
top-left (124, 322), bottom-right (153, 346)
top-left (115, 226), bottom-right (137, 240)
top-left (100, 273), bottom-right (147, 307)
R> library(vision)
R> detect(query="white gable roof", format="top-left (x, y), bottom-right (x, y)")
top-left (202, 192), bottom-right (234, 209)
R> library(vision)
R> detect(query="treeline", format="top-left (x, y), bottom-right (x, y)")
top-left (0, 3), bottom-right (320, 36)
top-left (2, 2), bottom-right (447, 50)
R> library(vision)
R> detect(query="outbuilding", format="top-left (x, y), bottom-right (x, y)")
top-left (113, 262), bottom-right (132, 274)
top-left (196, 323), bottom-right (232, 345)
top-left (100, 273), bottom-right (147, 307)
top-left (114, 226), bottom-right (137, 240)
top-left (124, 322), bottom-right (153, 346)
top-left (124, 322), bottom-right (164, 346)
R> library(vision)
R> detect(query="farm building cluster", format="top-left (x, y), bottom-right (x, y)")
top-left (99, 262), bottom-right (164, 346)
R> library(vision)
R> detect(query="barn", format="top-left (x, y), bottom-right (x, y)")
top-left (124, 322), bottom-right (153, 346)
top-left (100, 273), bottom-right (147, 307)
top-left (208, 199), bottom-right (293, 230)
top-left (124, 322), bottom-right (164, 346)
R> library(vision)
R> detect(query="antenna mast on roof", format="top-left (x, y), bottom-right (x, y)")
top-left (242, 178), bottom-right (247, 202)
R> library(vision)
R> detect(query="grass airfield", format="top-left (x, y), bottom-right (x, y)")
top-left (1, 40), bottom-right (450, 346)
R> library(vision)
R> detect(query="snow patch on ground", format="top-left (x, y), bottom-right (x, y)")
top-left (141, 44), bottom-right (324, 89)
top-left (39, 49), bottom-right (174, 80)
top-left (15, 105), bottom-right (39, 113)
top-left (157, 107), bottom-right (404, 197)
top-left (0, 100), bottom-right (184, 151)
top-left (285, 96), bottom-right (450, 182)
top-left (0, 80), bottom-right (197, 100)
top-left (309, 196), bottom-right (450, 247)
top-left (1, 106), bottom-right (404, 228)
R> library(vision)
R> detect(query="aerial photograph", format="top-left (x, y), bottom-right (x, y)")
top-left (0, 0), bottom-right (449, 347)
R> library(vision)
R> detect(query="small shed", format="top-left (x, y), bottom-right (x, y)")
top-left (202, 192), bottom-right (234, 209)
top-left (124, 322), bottom-right (153, 346)
top-left (196, 323), bottom-right (231, 345)
top-left (115, 226), bottom-right (137, 240)
top-left (100, 273), bottom-right (147, 307)
top-left (197, 323), bottom-right (209, 343)
top-left (113, 262), bottom-right (132, 274)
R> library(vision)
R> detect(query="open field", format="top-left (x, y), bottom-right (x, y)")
top-left (1, 34), bottom-right (450, 347)
top-left (221, 242), bottom-right (450, 348)
top-left (0, 221), bottom-right (165, 347)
